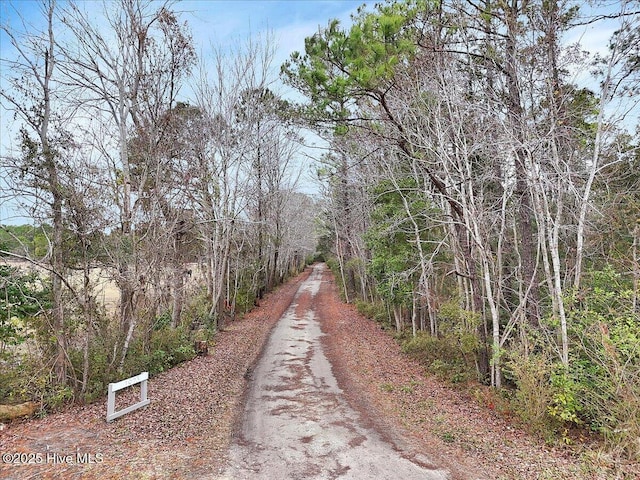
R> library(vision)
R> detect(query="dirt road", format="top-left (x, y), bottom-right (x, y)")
top-left (3, 263), bottom-right (632, 480)
top-left (220, 264), bottom-right (450, 480)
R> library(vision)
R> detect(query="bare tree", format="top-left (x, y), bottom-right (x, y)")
top-left (57, 0), bottom-right (195, 369)
top-left (1, 0), bottom-right (70, 385)
top-left (188, 33), bottom-right (277, 323)
top-left (574, 0), bottom-right (640, 291)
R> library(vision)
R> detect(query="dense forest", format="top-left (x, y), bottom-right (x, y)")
top-left (0, 0), bottom-right (318, 410)
top-left (1, 0), bottom-right (639, 464)
top-left (281, 0), bottom-right (640, 461)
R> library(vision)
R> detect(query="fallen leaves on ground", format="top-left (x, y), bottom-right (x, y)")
top-left (2, 265), bottom-right (638, 480)
top-left (316, 268), bottom-right (639, 480)
top-left (0, 268), bottom-right (311, 480)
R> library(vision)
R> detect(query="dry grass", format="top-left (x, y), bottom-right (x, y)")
top-left (0, 258), bottom-right (204, 314)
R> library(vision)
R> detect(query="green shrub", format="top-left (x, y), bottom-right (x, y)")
top-left (0, 266), bottom-right (49, 359)
top-left (150, 327), bottom-right (195, 369)
top-left (506, 352), bottom-right (558, 437)
top-left (181, 290), bottom-right (215, 330)
top-left (564, 267), bottom-right (640, 460)
top-left (0, 362), bottom-right (29, 404)
top-left (355, 300), bottom-right (391, 329)
top-left (437, 301), bottom-right (480, 360)
top-left (504, 267), bottom-right (640, 458)
top-left (401, 332), bottom-right (440, 364)
top-left (311, 252), bottom-right (324, 263)
top-left (325, 256), bottom-right (339, 275)
top-left (234, 287), bottom-right (255, 316)
top-left (0, 354), bottom-right (73, 411)
top-left (548, 368), bottom-right (582, 426)
top-left (82, 348), bottom-right (113, 403)
top-left (148, 349), bottom-right (170, 374)
top-left (152, 311), bottom-right (172, 331)
top-left (42, 384), bottom-right (74, 411)
top-left (120, 326), bottom-right (195, 377)
top-left (401, 332), bottom-right (474, 383)
top-left (398, 301), bottom-right (480, 384)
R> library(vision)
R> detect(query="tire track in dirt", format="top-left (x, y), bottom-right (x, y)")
top-left (219, 264), bottom-right (451, 480)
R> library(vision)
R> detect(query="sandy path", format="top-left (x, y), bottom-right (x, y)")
top-left (219, 264), bottom-right (450, 480)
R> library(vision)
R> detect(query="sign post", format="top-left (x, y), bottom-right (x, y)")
top-left (106, 372), bottom-right (150, 422)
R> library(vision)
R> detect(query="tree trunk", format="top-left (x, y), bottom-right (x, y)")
top-left (171, 265), bottom-right (184, 328)
top-left (633, 224), bottom-right (639, 313)
top-left (41, 3), bottom-right (67, 386)
top-left (504, 3), bottom-right (540, 329)
top-left (81, 259), bottom-right (92, 396)
top-left (393, 304), bottom-right (404, 332)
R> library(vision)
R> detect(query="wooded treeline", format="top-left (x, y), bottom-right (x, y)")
top-left (282, 0), bottom-right (640, 459)
top-left (0, 0), bottom-right (317, 406)
top-left (1, 0), bottom-right (639, 463)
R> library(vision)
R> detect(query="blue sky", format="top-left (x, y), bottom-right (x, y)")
top-left (0, 0), bottom-right (629, 148)
top-left (0, 0), bottom-right (363, 130)
top-left (0, 1), bottom-right (363, 222)
top-left (181, 1), bottom-right (362, 62)
top-left (0, 0), bottom-right (629, 126)
top-left (0, 0), bottom-right (636, 223)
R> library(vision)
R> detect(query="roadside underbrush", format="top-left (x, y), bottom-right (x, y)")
top-left (354, 294), bottom-right (640, 477)
top-left (0, 263), bottom-right (308, 417)
top-left (1, 308), bottom-right (201, 412)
